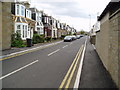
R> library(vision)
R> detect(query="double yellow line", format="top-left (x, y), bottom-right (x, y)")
top-left (0, 43), bottom-right (59, 61)
top-left (59, 45), bottom-right (84, 88)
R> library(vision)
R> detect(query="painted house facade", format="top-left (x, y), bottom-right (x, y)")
top-left (30, 8), bottom-right (44, 35)
top-left (11, 2), bottom-right (34, 40)
top-left (51, 17), bottom-right (58, 38)
top-left (42, 13), bottom-right (52, 37)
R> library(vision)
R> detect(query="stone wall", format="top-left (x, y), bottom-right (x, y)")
top-left (0, 2), bottom-right (2, 90)
top-left (95, 10), bottom-right (120, 88)
top-left (95, 12), bottom-right (110, 71)
top-left (0, 2), bottom-right (2, 51)
top-left (2, 2), bottom-right (12, 50)
top-left (108, 11), bottom-right (120, 88)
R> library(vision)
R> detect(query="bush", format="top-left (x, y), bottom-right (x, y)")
top-left (45, 36), bottom-right (52, 42)
top-left (52, 38), bottom-right (57, 40)
top-left (61, 35), bottom-right (67, 39)
top-left (32, 34), bottom-right (45, 44)
top-left (11, 33), bottom-right (26, 48)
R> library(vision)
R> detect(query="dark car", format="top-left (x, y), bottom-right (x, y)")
top-left (64, 36), bottom-right (72, 42)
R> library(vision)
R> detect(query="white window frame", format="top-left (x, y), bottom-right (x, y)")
top-left (15, 23), bottom-right (28, 40)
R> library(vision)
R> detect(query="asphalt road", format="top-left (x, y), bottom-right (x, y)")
top-left (2, 37), bottom-right (87, 88)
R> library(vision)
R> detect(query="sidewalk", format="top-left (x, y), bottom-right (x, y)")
top-left (79, 39), bottom-right (118, 89)
top-left (1, 40), bottom-right (62, 56)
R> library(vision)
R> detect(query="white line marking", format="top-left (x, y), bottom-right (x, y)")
top-left (0, 60), bottom-right (39, 80)
top-left (0, 41), bottom-right (63, 59)
top-left (73, 37), bottom-right (87, 89)
top-left (48, 49), bottom-right (60, 56)
top-left (92, 44), bottom-right (96, 50)
top-left (62, 45), bottom-right (68, 48)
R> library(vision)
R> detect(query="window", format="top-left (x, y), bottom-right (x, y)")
top-left (21, 6), bottom-right (24, 16)
top-left (23, 25), bottom-right (25, 38)
top-left (16, 25), bottom-right (21, 34)
top-left (29, 11), bottom-right (31, 18)
top-left (27, 11), bottom-right (29, 17)
top-left (25, 25), bottom-right (27, 37)
top-left (17, 5), bottom-right (19, 15)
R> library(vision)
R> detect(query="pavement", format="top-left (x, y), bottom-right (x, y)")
top-left (79, 38), bottom-right (118, 89)
top-left (2, 40), bottom-right (62, 56)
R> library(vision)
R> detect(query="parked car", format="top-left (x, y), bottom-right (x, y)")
top-left (76, 35), bottom-right (81, 39)
top-left (71, 35), bottom-right (77, 40)
top-left (80, 35), bottom-right (84, 37)
top-left (64, 36), bottom-right (73, 42)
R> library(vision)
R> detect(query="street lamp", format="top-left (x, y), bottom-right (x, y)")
top-left (89, 14), bottom-right (91, 32)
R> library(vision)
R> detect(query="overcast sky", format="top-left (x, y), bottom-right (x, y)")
top-left (29, 0), bottom-right (110, 32)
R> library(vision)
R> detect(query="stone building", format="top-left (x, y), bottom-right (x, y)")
top-left (95, 1), bottom-right (120, 88)
top-left (0, 2), bottom-right (12, 50)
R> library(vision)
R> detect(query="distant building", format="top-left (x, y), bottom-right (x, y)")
top-left (42, 13), bottom-right (52, 37)
top-left (51, 17), bottom-right (58, 38)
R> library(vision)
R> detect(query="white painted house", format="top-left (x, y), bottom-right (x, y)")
top-left (51, 18), bottom-right (58, 38)
top-left (30, 8), bottom-right (44, 35)
top-left (11, 2), bottom-right (34, 40)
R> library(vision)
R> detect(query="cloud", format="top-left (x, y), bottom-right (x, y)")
top-left (31, 1), bottom-right (91, 19)
top-left (30, 0), bottom-right (111, 31)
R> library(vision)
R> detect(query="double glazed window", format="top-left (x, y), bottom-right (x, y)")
top-left (17, 5), bottom-right (19, 15)
top-left (21, 6), bottom-right (24, 16)
top-left (16, 4), bottom-right (25, 16)
top-left (16, 25), bottom-right (21, 34)
top-left (16, 24), bottom-right (28, 39)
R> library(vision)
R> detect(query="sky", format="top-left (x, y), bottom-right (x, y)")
top-left (27, 0), bottom-right (110, 32)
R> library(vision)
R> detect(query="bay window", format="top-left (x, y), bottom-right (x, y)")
top-left (15, 24), bottom-right (28, 40)
top-left (16, 25), bottom-right (21, 34)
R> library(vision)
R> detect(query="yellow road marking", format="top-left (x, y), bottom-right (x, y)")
top-left (59, 45), bottom-right (84, 88)
top-left (0, 43), bottom-right (59, 61)
top-left (65, 45), bottom-right (84, 88)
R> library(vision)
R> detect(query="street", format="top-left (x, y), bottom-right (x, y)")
top-left (2, 36), bottom-right (87, 88)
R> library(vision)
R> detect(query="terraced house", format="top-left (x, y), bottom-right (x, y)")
top-left (42, 13), bottom-right (52, 37)
top-left (30, 8), bottom-right (44, 35)
top-left (11, 1), bottom-right (35, 40)
top-left (51, 17), bottom-right (58, 38)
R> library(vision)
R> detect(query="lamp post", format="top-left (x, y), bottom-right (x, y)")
top-left (89, 14), bottom-right (91, 31)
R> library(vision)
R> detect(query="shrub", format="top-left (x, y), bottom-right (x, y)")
top-left (52, 38), bottom-right (57, 40)
top-left (11, 33), bottom-right (26, 48)
top-left (45, 36), bottom-right (52, 42)
top-left (32, 34), bottom-right (45, 44)
top-left (61, 35), bottom-right (67, 39)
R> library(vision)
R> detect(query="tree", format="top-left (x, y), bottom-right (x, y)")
top-left (80, 30), bottom-right (85, 34)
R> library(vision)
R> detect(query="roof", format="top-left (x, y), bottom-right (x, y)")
top-left (98, 1), bottom-right (120, 21)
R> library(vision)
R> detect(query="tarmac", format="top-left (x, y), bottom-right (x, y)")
top-left (79, 39), bottom-right (118, 89)
top-left (1, 37), bottom-right (119, 89)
